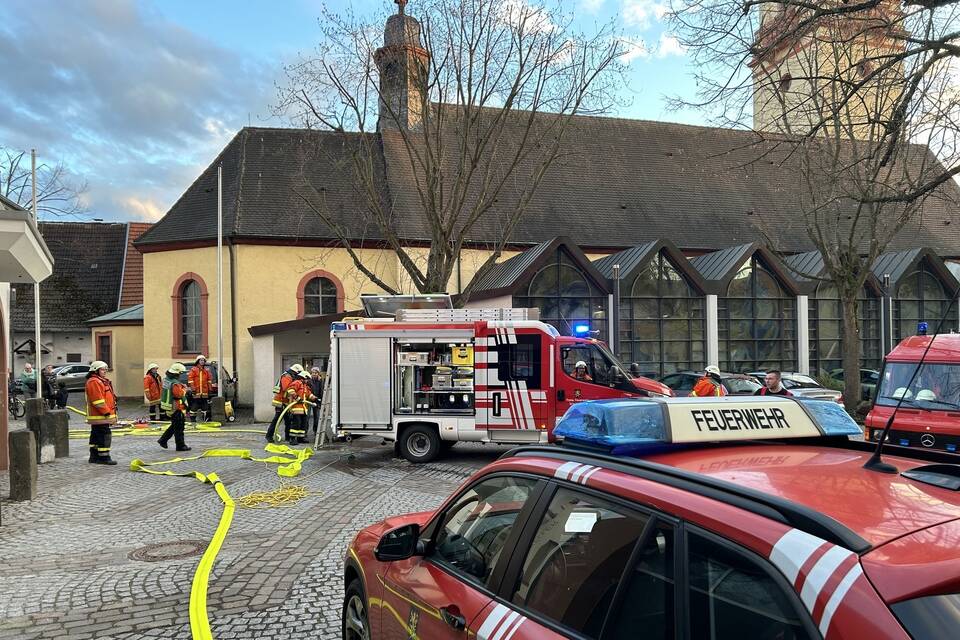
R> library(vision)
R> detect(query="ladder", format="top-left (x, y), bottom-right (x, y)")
top-left (313, 359), bottom-right (334, 449)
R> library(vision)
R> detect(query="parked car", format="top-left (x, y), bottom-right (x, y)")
top-left (52, 363), bottom-right (91, 391)
top-left (829, 368), bottom-right (880, 400)
top-left (748, 371), bottom-right (843, 402)
top-left (343, 396), bottom-right (959, 640)
top-left (658, 370), bottom-right (762, 396)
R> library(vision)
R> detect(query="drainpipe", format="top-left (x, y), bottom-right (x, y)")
top-left (797, 294), bottom-right (810, 375)
top-left (612, 264), bottom-right (621, 356)
top-left (228, 240), bottom-right (239, 405)
top-left (882, 274), bottom-right (892, 353)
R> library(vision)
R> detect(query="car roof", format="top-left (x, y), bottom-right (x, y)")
top-left (643, 444), bottom-right (960, 549)
top-left (505, 442), bottom-right (960, 553)
top-left (887, 334), bottom-right (960, 362)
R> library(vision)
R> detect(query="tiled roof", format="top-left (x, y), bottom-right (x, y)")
top-left (135, 128), bottom-right (388, 247)
top-left (119, 222), bottom-right (152, 308)
top-left (137, 116), bottom-right (960, 257)
top-left (12, 222), bottom-right (127, 332)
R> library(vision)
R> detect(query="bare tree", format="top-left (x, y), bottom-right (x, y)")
top-left (276, 0), bottom-right (626, 298)
top-left (0, 146), bottom-right (88, 217)
top-left (668, 0), bottom-right (960, 410)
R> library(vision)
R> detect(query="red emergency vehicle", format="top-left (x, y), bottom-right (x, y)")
top-left (329, 309), bottom-right (670, 462)
top-left (866, 333), bottom-right (960, 453)
top-left (343, 396), bottom-right (960, 640)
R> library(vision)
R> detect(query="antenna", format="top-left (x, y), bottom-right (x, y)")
top-left (863, 296), bottom-right (959, 474)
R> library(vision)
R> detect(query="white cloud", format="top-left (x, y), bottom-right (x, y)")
top-left (580, 0), bottom-right (606, 12)
top-left (119, 195), bottom-right (165, 222)
top-left (656, 33), bottom-right (686, 57)
top-left (620, 37), bottom-right (650, 63)
top-left (622, 0), bottom-right (669, 30)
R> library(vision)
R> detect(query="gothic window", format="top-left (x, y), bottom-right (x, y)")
top-left (619, 254), bottom-right (705, 377)
top-left (719, 258), bottom-right (796, 372)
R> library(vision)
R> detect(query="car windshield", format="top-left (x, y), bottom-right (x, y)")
top-left (723, 377), bottom-right (762, 394)
top-left (783, 375), bottom-right (821, 389)
top-left (876, 362), bottom-right (960, 410)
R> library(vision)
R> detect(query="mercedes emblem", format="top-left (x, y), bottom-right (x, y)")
top-left (921, 434), bottom-right (936, 448)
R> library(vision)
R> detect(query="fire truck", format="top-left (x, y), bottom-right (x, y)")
top-left (328, 307), bottom-right (671, 462)
top-left (866, 333), bottom-right (960, 453)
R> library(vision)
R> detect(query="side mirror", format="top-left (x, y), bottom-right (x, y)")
top-left (630, 363), bottom-right (641, 377)
top-left (375, 523), bottom-right (421, 561)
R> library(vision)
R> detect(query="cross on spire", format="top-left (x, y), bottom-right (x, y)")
top-left (395, 0), bottom-right (408, 15)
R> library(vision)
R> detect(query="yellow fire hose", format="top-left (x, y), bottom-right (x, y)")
top-left (130, 443), bottom-right (317, 640)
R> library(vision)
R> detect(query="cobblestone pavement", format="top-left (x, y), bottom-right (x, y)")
top-left (0, 416), bottom-right (504, 639)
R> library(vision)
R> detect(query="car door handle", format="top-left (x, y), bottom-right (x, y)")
top-left (557, 389), bottom-right (565, 401)
top-left (492, 392), bottom-right (502, 417)
top-left (440, 606), bottom-right (466, 631)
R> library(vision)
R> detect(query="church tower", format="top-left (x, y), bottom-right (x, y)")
top-left (751, 2), bottom-right (904, 139)
top-left (375, 0), bottom-right (430, 131)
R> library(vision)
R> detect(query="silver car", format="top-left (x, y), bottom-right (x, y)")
top-left (748, 371), bottom-right (843, 402)
top-left (53, 364), bottom-right (91, 391)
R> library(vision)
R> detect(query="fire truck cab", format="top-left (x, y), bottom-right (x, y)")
top-left (328, 309), bottom-right (671, 462)
top-left (866, 333), bottom-right (960, 452)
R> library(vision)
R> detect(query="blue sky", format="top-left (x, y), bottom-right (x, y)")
top-left (0, 0), bottom-right (702, 222)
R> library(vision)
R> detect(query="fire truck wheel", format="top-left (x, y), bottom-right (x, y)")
top-left (399, 425), bottom-right (441, 463)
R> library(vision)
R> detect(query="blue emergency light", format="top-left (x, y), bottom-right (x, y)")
top-left (573, 324), bottom-right (591, 336)
top-left (555, 397), bottom-right (862, 456)
top-left (331, 322), bottom-right (347, 331)
top-left (918, 322), bottom-right (929, 336)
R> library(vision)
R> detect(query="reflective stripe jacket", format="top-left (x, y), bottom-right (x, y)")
top-left (286, 379), bottom-right (316, 415)
top-left (161, 376), bottom-right (189, 413)
top-left (143, 372), bottom-right (162, 405)
top-left (272, 371), bottom-right (296, 407)
top-left (690, 377), bottom-right (727, 397)
top-left (188, 365), bottom-right (213, 397)
top-left (85, 374), bottom-right (118, 425)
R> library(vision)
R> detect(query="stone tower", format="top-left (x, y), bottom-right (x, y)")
top-left (751, 2), bottom-right (904, 139)
top-left (375, 0), bottom-right (430, 131)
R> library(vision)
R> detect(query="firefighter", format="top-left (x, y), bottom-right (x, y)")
top-left (159, 362), bottom-right (191, 451)
top-left (572, 360), bottom-right (593, 382)
top-left (85, 360), bottom-right (118, 465)
top-left (285, 370), bottom-right (316, 443)
top-left (143, 363), bottom-right (162, 421)
top-left (266, 363), bottom-right (303, 442)
top-left (188, 355), bottom-right (214, 420)
top-left (690, 365), bottom-right (727, 397)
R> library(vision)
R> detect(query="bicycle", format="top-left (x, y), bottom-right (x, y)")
top-left (8, 383), bottom-right (25, 419)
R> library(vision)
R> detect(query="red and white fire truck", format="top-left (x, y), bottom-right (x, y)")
top-left (866, 333), bottom-right (960, 453)
top-left (328, 308), bottom-right (671, 462)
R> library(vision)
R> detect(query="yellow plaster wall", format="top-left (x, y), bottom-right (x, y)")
top-left (144, 243), bottom-right (533, 404)
top-left (231, 245), bottom-right (398, 400)
top-left (142, 247), bottom-right (235, 384)
top-left (93, 324), bottom-right (144, 398)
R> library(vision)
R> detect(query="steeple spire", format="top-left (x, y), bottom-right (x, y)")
top-left (376, 0), bottom-right (429, 130)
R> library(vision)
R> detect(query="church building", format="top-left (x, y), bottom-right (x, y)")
top-left (135, 1), bottom-right (960, 418)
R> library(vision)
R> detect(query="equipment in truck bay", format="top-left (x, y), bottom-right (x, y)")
top-left (327, 307), bottom-right (672, 463)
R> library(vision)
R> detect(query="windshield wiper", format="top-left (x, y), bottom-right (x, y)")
top-left (877, 394), bottom-right (919, 407)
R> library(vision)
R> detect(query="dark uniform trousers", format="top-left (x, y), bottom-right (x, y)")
top-left (160, 410), bottom-right (187, 449)
top-left (287, 414), bottom-right (307, 442)
top-left (89, 425), bottom-right (112, 462)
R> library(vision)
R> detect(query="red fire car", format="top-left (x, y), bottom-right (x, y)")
top-left (343, 396), bottom-right (960, 640)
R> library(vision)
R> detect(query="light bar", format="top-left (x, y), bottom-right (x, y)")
top-left (554, 396), bottom-right (862, 454)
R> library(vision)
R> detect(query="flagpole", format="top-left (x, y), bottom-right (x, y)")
top-left (217, 165), bottom-right (224, 398)
top-left (31, 150), bottom-right (41, 401)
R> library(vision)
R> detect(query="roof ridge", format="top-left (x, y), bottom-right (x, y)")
top-left (233, 129), bottom-right (249, 235)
